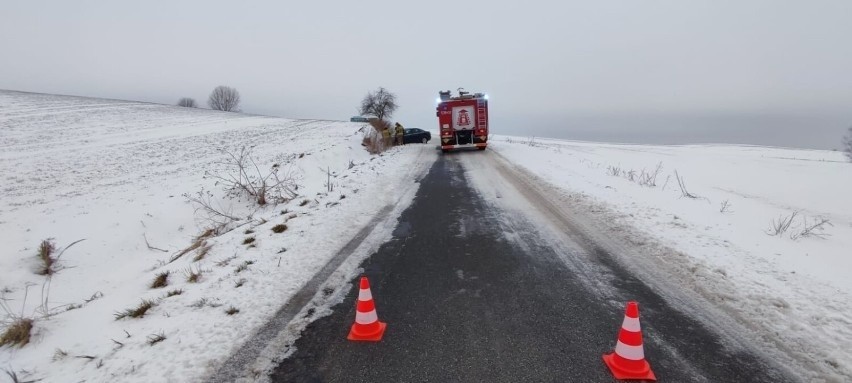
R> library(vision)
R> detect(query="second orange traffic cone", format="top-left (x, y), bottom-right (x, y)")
top-left (602, 301), bottom-right (656, 381)
top-left (347, 276), bottom-right (387, 342)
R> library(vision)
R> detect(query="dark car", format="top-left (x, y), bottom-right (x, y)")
top-left (403, 128), bottom-right (431, 144)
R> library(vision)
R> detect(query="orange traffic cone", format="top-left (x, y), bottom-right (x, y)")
top-left (603, 301), bottom-right (656, 381)
top-left (347, 276), bottom-right (387, 342)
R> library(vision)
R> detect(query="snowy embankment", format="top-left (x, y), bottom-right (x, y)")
top-left (490, 136), bottom-right (852, 381)
top-left (0, 90), bottom-right (434, 382)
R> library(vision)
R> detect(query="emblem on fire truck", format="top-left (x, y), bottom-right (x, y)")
top-left (451, 106), bottom-right (475, 130)
top-left (457, 110), bottom-right (470, 126)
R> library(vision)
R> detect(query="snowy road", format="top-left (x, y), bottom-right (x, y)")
top-left (270, 151), bottom-right (796, 382)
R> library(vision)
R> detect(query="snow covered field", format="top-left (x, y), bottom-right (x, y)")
top-left (489, 136), bottom-right (852, 381)
top-left (0, 90), bottom-right (434, 382)
top-left (3, 88), bottom-right (849, 382)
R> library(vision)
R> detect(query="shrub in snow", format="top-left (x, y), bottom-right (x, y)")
top-left (0, 318), bottom-right (33, 347)
top-left (606, 165), bottom-right (622, 177)
top-left (192, 242), bottom-right (213, 262)
top-left (34, 238), bottom-right (84, 276)
top-left (207, 86), bottom-right (240, 112)
top-left (150, 271), bottom-right (170, 289)
top-left (177, 97), bottom-right (197, 108)
top-left (204, 147), bottom-right (299, 206)
top-left (185, 266), bottom-right (204, 283)
top-left (35, 239), bottom-right (57, 275)
top-left (790, 216), bottom-right (833, 240)
top-left (114, 299), bottom-right (156, 320)
top-left (766, 212), bottom-right (833, 240)
top-left (638, 162), bottom-right (663, 187)
top-left (606, 162), bottom-right (663, 188)
top-left (766, 211), bottom-right (798, 236)
top-left (147, 332), bottom-right (167, 346)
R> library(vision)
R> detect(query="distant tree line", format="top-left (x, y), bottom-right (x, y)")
top-left (176, 85), bottom-right (241, 112)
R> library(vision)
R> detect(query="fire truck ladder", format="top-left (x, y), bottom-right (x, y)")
top-left (477, 101), bottom-right (487, 134)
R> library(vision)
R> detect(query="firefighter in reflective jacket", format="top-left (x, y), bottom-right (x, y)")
top-left (395, 123), bottom-right (405, 145)
top-left (381, 126), bottom-right (392, 148)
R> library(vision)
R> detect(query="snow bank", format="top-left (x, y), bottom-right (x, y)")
top-left (490, 136), bottom-right (852, 382)
top-left (0, 90), bottom-right (435, 382)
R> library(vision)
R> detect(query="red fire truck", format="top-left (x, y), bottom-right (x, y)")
top-left (436, 89), bottom-right (488, 152)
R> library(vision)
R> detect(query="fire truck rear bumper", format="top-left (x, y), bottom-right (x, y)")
top-left (441, 143), bottom-right (487, 150)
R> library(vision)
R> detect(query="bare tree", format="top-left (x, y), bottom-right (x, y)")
top-left (207, 86), bottom-right (241, 112)
top-left (843, 126), bottom-right (852, 162)
top-left (359, 87), bottom-right (397, 121)
top-left (177, 98), bottom-right (197, 108)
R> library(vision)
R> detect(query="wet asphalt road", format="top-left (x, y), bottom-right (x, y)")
top-left (270, 154), bottom-right (795, 382)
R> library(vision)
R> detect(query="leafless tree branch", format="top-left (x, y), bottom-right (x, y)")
top-left (182, 188), bottom-right (241, 228)
top-left (143, 233), bottom-right (169, 253)
top-left (674, 170), bottom-right (701, 199)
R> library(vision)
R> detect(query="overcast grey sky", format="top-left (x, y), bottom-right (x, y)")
top-left (2, 1), bottom-right (851, 149)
